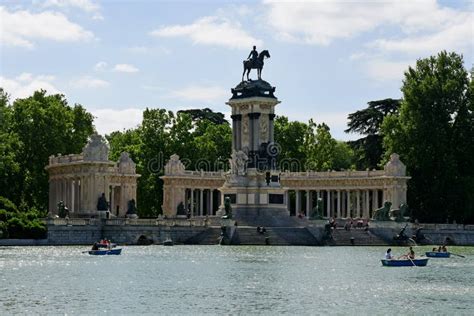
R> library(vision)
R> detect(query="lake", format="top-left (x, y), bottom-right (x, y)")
top-left (1, 246), bottom-right (473, 315)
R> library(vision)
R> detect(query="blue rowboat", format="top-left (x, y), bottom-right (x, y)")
top-left (425, 251), bottom-right (450, 258)
top-left (381, 258), bottom-right (429, 267)
top-left (88, 248), bottom-right (122, 255)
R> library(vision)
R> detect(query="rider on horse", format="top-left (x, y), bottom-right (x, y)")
top-left (247, 46), bottom-right (259, 67)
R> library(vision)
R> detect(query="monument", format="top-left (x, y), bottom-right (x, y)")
top-left (217, 48), bottom-right (289, 220)
top-left (161, 48), bottom-right (410, 221)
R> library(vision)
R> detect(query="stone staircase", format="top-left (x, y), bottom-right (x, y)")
top-left (233, 208), bottom-right (307, 227)
top-left (230, 227), bottom-right (319, 246)
top-left (184, 227), bottom-right (222, 245)
top-left (326, 228), bottom-right (388, 246)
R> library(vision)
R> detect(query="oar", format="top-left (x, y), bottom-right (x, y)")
top-left (450, 253), bottom-right (465, 258)
top-left (407, 257), bottom-right (417, 267)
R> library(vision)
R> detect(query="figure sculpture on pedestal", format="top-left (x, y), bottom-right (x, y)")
top-left (389, 203), bottom-right (409, 222)
top-left (229, 150), bottom-right (248, 176)
top-left (57, 201), bottom-right (69, 218)
top-left (221, 197), bottom-right (233, 219)
top-left (372, 201), bottom-right (391, 221)
top-left (127, 199), bottom-right (138, 219)
top-left (242, 46), bottom-right (271, 81)
top-left (97, 193), bottom-right (108, 211)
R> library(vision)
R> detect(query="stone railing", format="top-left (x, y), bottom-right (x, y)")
top-left (281, 170), bottom-right (386, 179)
top-left (48, 154), bottom-right (84, 165)
top-left (181, 170), bottom-right (225, 178)
top-left (44, 218), bottom-right (101, 226)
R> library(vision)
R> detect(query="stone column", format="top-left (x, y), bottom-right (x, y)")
top-left (306, 190), bottom-right (311, 218)
top-left (110, 186), bottom-right (115, 215)
top-left (295, 190), bottom-right (301, 216)
top-left (326, 190), bottom-right (331, 218)
top-left (199, 189), bottom-right (204, 216)
top-left (364, 190), bottom-right (370, 218)
top-left (210, 190), bottom-right (214, 216)
top-left (190, 189), bottom-right (194, 217)
top-left (374, 189), bottom-right (379, 209)
top-left (253, 113), bottom-right (261, 152)
top-left (337, 190), bottom-right (341, 218)
top-left (356, 190), bottom-right (361, 218)
top-left (346, 191), bottom-right (351, 218)
top-left (269, 113), bottom-right (276, 143)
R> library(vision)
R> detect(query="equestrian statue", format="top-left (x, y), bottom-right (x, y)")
top-left (242, 46), bottom-right (271, 81)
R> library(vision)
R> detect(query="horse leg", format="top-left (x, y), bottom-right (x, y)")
top-left (242, 68), bottom-right (246, 82)
top-left (246, 69), bottom-right (250, 81)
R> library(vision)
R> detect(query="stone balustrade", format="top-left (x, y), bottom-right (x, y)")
top-left (281, 170), bottom-right (386, 179)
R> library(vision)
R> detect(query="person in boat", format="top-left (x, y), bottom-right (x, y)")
top-left (432, 247), bottom-right (438, 252)
top-left (441, 245), bottom-right (448, 252)
top-left (438, 246), bottom-right (442, 252)
top-left (385, 248), bottom-right (394, 260)
top-left (399, 246), bottom-right (415, 259)
top-left (91, 242), bottom-right (99, 251)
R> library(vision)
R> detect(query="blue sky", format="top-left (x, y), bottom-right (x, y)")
top-left (1, 0), bottom-right (472, 140)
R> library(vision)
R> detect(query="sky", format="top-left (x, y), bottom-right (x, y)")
top-left (1, 0), bottom-right (472, 140)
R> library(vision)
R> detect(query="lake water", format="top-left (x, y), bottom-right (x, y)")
top-left (1, 245), bottom-right (473, 315)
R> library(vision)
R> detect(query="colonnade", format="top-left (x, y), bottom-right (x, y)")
top-left (49, 177), bottom-right (82, 214)
top-left (49, 175), bottom-right (137, 216)
top-left (183, 188), bottom-right (221, 217)
top-left (288, 189), bottom-right (384, 219)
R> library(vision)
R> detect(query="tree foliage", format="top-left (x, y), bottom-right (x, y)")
top-left (346, 99), bottom-right (400, 169)
top-left (382, 51), bottom-right (474, 223)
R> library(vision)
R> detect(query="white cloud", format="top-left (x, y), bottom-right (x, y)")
top-left (369, 14), bottom-right (472, 55)
top-left (0, 6), bottom-right (94, 49)
top-left (365, 59), bottom-right (414, 82)
top-left (94, 61), bottom-right (108, 71)
top-left (170, 85), bottom-right (228, 102)
top-left (113, 64), bottom-right (139, 73)
top-left (42, 0), bottom-right (103, 20)
top-left (150, 16), bottom-right (262, 49)
top-left (0, 73), bottom-right (62, 100)
top-left (263, 0), bottom-right (469, 48)
top-left (91, 108), bottom-right (143, 135)
top-left (71, 76), bottom-right (110, 88)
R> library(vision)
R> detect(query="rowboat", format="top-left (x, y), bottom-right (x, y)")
top-left (425, 251), bottom-right (450, 258)
top-left (381, 258), bottom-right (429, 267)
top-left (88, 248), bottom-right (122, 255)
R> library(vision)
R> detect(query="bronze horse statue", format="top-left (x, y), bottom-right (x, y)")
top-left (242, 50), bottom-right (270, 81)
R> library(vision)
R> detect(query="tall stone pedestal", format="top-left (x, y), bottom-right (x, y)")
top-left (218, 80), bottom-right (289, 221)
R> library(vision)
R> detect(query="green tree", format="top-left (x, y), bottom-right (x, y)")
top-left (305, 121), bottom-right (354, 171)
top-left (346, 99), bottom-right (400, 169)
top-left (7, 90), bottom-right (94, 212)
top-left (382, 51), bottom-right (473, 223)
top-left (274, 116), bottom-right (308, 171)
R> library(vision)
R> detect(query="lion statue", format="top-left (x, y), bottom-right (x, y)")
top-left (389, 203), bottom-right (409, 222)
top-left (372, 201), bottom-right (391, 221)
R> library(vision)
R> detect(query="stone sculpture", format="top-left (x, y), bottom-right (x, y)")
top-left (126, 199), bottom-right (138, 219)
top-left (57, 201), bottom-right (69, 218)
top-left (389, 203), bottom-right (409, 222)
top-left (221, 197), bottom-right (233, 219)
top-left (242, 47), bottom-right (271, 81)
top-left (165, 154), bottom-right (185, 175)
top-left (83, 133), bottom-right (109, 161)
top-left (97, 193), bottom-right (108, 211)
top-left (229, 150), bottom-right (248, 176)
top-left (372, 201), bottom-right (392, 221)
